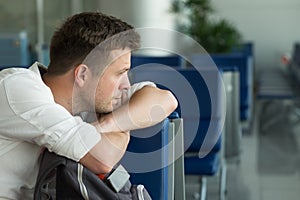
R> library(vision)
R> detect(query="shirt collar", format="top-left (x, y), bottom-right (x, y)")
top-left (29, 62), bottom-right (48, 77)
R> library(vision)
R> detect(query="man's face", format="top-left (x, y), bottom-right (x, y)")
top-left (94, 49), bottom-right (131, 113)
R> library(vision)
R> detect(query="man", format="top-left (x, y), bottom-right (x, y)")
top-left (0, 12), bottom-right (177, 199)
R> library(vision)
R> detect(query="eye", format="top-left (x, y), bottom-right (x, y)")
top-left (119, 68), bottom-right (129, 75)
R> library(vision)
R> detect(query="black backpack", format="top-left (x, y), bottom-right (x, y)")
top-left (34, 149), bottom-right (152, 200)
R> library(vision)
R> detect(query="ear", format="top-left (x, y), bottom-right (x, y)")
top-left (74, 64), bottom-right (89, 87)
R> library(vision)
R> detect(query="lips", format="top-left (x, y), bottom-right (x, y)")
top-left (112, 97), bottom-right (122, 103)
top-left (112, 98), bottom-right (122, 109)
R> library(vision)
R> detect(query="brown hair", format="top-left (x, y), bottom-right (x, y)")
top-left (47, 12), bottom-right (140, 75)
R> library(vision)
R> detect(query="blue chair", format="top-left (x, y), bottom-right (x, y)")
top-left (130, 65), bottom-right (226, 200)
top-left (0, 66), bottom-right (29, 71)
top-left (0, 31), bottom-right (30, 66)
top-left (288, 43), bottom-right (300, 84)
top-left (177, 68), bottom-right (226, 200)
top-left (131, 54), bottom-right (182, 68)
top-left (121, 118), bottom-right (171, 200)
top-left (191, 50), bottom-right (254, 121)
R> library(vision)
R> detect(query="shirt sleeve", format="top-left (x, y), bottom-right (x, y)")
top-left (127, 81), bottom-right (156, 98)
top-left (119, 81), bottom-right (156, 105)
top-left (1, 70), bottom-right (100, 161)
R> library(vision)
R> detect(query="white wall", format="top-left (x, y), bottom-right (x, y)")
top-left (97, 0), bottom-right (176, 55)
top-left (211, 0), bottom-right (300, 73)
top-left (4, 0), bottom-right (295, 72)
top-left (98, 0), bottom-right (175, 29)
top-left (98, 0), bottom-right (300, 73)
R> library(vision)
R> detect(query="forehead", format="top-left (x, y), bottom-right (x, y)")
top-left (109, 48), bottom-right (131, 62)
top-left (106, 49), bottom-right (131, 70)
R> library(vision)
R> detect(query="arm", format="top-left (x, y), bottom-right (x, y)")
top-left (99, 86), bottom-right (178, 132)
top-left (80, 86), bottom-right (178, 174)
top-left (80, 131), bottom-right (130, 174)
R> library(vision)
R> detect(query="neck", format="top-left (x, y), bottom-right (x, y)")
top-left (43, 71), bottom-right (75, 114)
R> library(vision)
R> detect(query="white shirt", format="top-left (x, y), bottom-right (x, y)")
top-left (0, 62), bottom-right (155, 199)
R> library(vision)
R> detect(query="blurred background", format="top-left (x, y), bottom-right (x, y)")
top-left (1, 0), bottom-right (300, 200)
top-left (1, 0), bottom-right (300, 71)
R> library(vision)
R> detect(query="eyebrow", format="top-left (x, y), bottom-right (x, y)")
top-left (121, 67), bottom-right (130, 72)
top-left (122, 66), bottom-right (130, 71)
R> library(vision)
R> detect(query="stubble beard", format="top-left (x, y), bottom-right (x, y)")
top-left (95, 100), bottom-right (113, 115)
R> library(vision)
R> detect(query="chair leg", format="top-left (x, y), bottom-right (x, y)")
top-left (200, 176), bottom-right (207, 200)
top-left (219, 159), bottom-right (227, 200)
top-left (193, 176), bottom-right (207, 200)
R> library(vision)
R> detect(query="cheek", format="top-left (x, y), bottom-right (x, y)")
top-left (96, 79), bottom-right (116, 100)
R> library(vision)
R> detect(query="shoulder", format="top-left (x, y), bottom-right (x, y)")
top-left (0, 62), bottom-right (47, 88)
top-left (0, 61), bottom-right (45, 78)
top-left (0, 65), bottom-right (54, 111)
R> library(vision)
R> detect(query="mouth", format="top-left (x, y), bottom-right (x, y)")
top-left (113, 96), bottom-right (122, 100)
top-left (112, 97), bottom-right (121, 103)
top-left (112, 98), bottom-right (122, 109)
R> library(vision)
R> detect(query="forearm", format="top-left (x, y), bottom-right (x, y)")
top-left (82, 86), bottom-right (177, 173)
top-left (80, 131), bottom-right (130, 174)
top-left (99, 86), bottom-right (178, 132)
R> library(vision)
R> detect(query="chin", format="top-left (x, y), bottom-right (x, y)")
top-left (96, 105), bottom-right (113, 114)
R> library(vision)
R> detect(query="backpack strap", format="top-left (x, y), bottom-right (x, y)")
top-left (34, 149), bottom-right (67, 200)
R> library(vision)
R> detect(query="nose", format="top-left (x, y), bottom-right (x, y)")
top-left (119, 73), bottom-right (131, 90)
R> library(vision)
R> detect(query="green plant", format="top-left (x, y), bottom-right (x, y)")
top-left (171, 0), bottom-right (242, 53)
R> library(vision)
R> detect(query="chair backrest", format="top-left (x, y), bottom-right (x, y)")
top-left (0, 32), bottom-right (30, 66)
top-left (288, 43), bottom-right (300, 85)
top-left (0, 65), bottom-right (29, 71)
top-left (131, 54), bottom-right (182, 68)
top-left (292, 43), bottom-right (300, 66)
top-left (130, 65), bottom-right (225, 156)
top-left (121, 118), bottom-right (170, 200)
top-left (191, 53), bottom-right (252, 120)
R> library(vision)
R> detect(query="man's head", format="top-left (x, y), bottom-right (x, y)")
top-left (48, 12), bottom-right (140, 75)
top-left (46, 12), bottom-right (140, 114)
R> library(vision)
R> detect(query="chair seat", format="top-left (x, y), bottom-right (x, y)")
top-left (185, 119), bottom-right (222, 153)
top-left (184, 153), bottom-right (220, 176)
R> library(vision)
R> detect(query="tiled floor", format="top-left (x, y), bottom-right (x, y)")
top-left (185, 99), bottom-right (300, 200)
